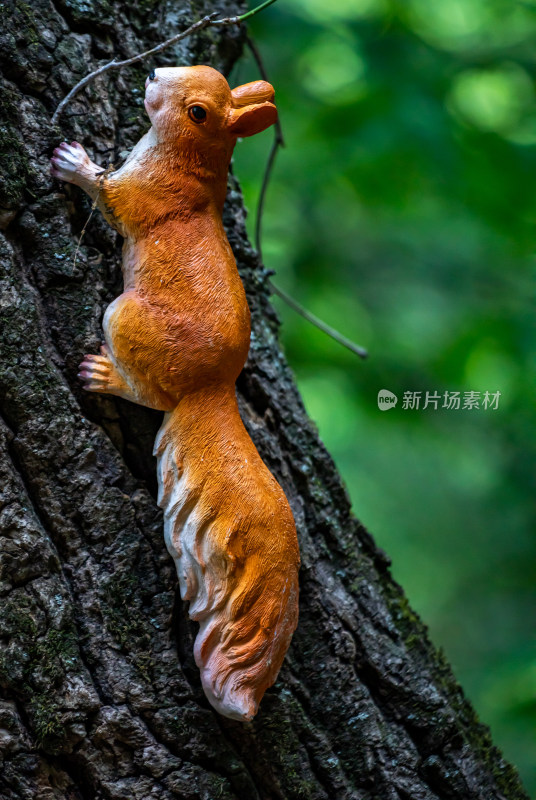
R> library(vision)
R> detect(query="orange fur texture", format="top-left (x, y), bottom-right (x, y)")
top-left (74, 66), bottom-right (299, 720)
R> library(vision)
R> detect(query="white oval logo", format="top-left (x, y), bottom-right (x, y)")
top-left (377, 389), bottom-right (398, 410)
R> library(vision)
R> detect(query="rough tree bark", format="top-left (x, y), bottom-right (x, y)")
top-left (0, 1), bottom-right (529, 799)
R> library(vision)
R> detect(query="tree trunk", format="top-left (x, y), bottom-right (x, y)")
top-left (0, 2), bottom-right (529, 798)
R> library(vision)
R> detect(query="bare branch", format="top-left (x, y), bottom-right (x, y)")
top-left (246, 38), bottom-right (369, 361)
top-left (270, 284), bottom-right (369, 360)
top-left (52, 0), bottom-right (280, 125)
top-left (71, 164), bottom-right (114, 271)
top-left (246, 36), bottom-right (284, 258)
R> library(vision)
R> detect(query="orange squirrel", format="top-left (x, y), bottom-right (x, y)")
top-left (51, 66), bottom-right (300, 721)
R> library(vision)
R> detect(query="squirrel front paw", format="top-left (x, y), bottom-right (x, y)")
top-left (50, 141), bottom-right (102, 187)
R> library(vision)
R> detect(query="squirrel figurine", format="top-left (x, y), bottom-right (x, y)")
top-left (51, 65), bottom-right (299, 722)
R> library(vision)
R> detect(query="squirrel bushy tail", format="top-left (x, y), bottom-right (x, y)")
top-left (154, 388), bottom-right (300, 721)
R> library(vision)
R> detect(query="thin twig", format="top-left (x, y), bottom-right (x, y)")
top-left (52, 0), bottom-right (279, 125)
top-left (246, 36), bottom-right (284, 258)
top-left (52, 15), bottom-right (214, 125)
top-left (71, 203), bottom-right (97, 272)
top-left (246, 38), bottom-right (369, 360)
top-left (271, 285), bottom-right (369, 359)
top-left (71, 165), bottom-right (114, 271)
top-left (233, 0), bottom-right (279, 22)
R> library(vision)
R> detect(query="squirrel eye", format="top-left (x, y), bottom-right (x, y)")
top-left (148, 69), bottom-right (156, 81)
top-left (189, 105), bottom-right (207, 123)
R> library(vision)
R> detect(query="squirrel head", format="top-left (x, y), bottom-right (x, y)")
top-left (144, 65), bottom-right (277, 150)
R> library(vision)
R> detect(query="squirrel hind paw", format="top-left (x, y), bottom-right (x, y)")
top-left (78, 352), bottom-right (126, 395)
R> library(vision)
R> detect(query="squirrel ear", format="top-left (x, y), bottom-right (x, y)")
top-left (228, 80), bottom-right (277, 137)
top-left (227, 102), bottom-right (278, 137)
top-left (231, 80), bottom-right (275, 107)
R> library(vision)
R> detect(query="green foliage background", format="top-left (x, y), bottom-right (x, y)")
top-left (231, 0), bottom-right (536, 793)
